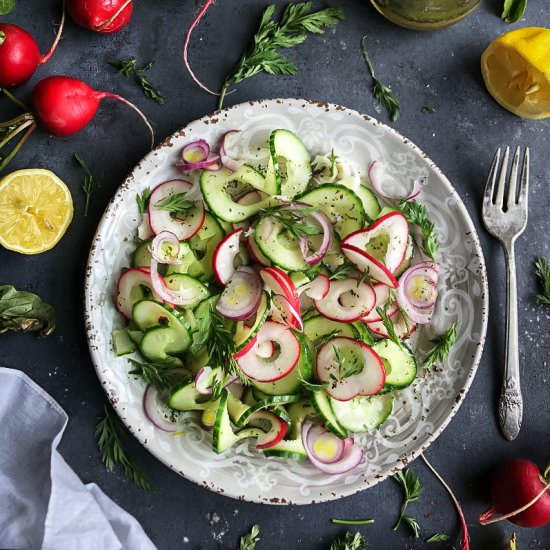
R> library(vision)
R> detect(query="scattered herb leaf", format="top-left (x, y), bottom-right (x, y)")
top-left (238, 524), bottom-right (260, 550)
top-left (535, 257), bottom-right (550, 305)
top-left (136, 188), bottom-right (152, 214)
top-left (400, 200), bottom-right (439, 260)
top-left (421, 106), bottom-right (436, 113)
top-left (330, 531), bottom-right (368, 550)
top-left (329, 263), bottom-right (357, 281)
top-left (501, 0), bottom-right (527, 23)
top-left (0, 0), bottom-right (15, 16)
top-left (314, 329), bottom-right (342, 347)
top-left (155, 191), bottom-right (195, 216)
top-left (261, 205), bottom-right (322, 240)
top-left (74, 153), bottom-right (100, 217)
top-left (331, 518), bottom-right (375, 525)
top-left (333, 345), bottom-right (361, 380)
top-left (298, 377), bottom-right (328, 391)
top-left (361, 36), bottom-right (400, 122)
top-left (423, 322), bottom-right (457, 371)
top-left (96, 405), bottom-right (155, 491)
top-left (393, 468), bottom-right (423, 536)
top-left (427, 533), bottom-right (450, 543)
top-left (376, 306), bottom-right (402, 348)
top-left (128, 359), bottom-right (188, 389)
top-left (219, 2), bottom-right (345, 108)
top-left (0, 285), bottom-right (55, 336)
top-left (110, 58), bottom-right (165, 105)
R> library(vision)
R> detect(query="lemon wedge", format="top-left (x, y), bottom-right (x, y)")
top-left (481, 27), bottom-right (550, 119)
top-left (0, 169), bottom-right (73, 254)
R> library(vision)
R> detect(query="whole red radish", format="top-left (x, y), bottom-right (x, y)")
top-left (479, 459), bottom-right (550, 528)
top-left (0, 9), bottom-right (65, 88)
top-left (68, 0), bottom-right (133, 33)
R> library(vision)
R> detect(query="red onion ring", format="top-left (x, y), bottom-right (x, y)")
top-left (143, 385), bottom-right (178, 432)
top-left (216, 267), bottom-right (263, 320)
top-left (295, 209), bottom-right (332, 265)
top-left (176, 153), bottom-right (221, 172)
top-left (194, 367), bottom-right (213, 395)
top-left (150, 259), bottom-right (199, 306)
top-left (397, 261), bottom-right (439, 325)
top-left (181, 139), bottom-right (210, 163)
top-left (368, 160), bottom-right (422, 202)
top-left (220, 130), bottom-right (244, 172)
top-left (306, 424), bottom-right (346, 464)
top-left (150, 231), bottom-right (180, 264)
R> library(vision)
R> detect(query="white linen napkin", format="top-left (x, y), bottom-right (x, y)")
top-left (0, 367), bottom-right (157, 550)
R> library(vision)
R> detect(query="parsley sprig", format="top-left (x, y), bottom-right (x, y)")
top-left (423, 322), bottom-right (457, 371)
top-left (74, 153), bottom-right (100, 217)
top-left (330, 531), bottom-right (368, 550)
top-left (238, 524), bottom-right (260, 550)
top-left (218, 2), bottom-right (345, 108)
top-left (535, 257), bottom-right (550, 305)
top-left (136, 188), bottom-right (152, 214)
top-left (110, 58), bottom-right (165, 105)
top-left (400, 200), bottom-right (439, 261)
top-left (128, 359), bottom-right (188, 389)
top-left (393, 468), bottom-right (423, 537)
top-left (96, 405), bottom-right (155, 491)
top-left (361, 36), bottom-right (400, 122)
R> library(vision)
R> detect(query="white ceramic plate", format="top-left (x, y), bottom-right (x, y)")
top-left (85, 99), bottom-right (488, 505)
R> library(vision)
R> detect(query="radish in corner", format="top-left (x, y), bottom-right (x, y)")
top-left (68, 0), bottom-right (133, 34)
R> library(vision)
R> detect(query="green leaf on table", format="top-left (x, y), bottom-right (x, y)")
top-left (427, 533), bottom-right (450, 543)
top-left (502, 0), bottom-right (527, 23)
top-left (0, 285), bottom-right (55, 336)
top-left (535, 257), bottom-right (550, 305)
top-left (330, 531), bottom-right (368, 550)
top-left (393, 468), bottom-right (423, 536)
top-left (0, 0), bottom-right (15, 16)
top-left (238, 524), bottom-right (260, 550)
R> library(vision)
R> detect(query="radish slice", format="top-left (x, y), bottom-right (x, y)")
top-left (150, 259), bottom-right (200, 307)
top-left (313, 278), bottom-right (376, 322)
top-left (299, 274), bottom-right (330, 300)
top-left (367, 311), bottom-right (416, 340)
top-left (316, 337), bottom-right (386, 401)
top-left (298, 209), bottom-right (332, 266)
top-left (302, 422), bottom-right (364, 474)
top-left (181, 139), bottom-right (210, 163)
top-left (362, 283), bottom-right (398, 323)
top-left (396, 262), bottom-right (439, 325)
top-left (235, 321), bottom-right (300, 382)
top-left (116, 267), bottom-right (159, 319)
top-left (245, 410), bottom-right (289, 450)
top-left (148, 180), bottom-right (205, 240)
top-left (246, 234), bottom-right (271, 266)
top-left (271, 294), bottom-right (303, 332)
top-left (216, 266), bottom-right (262, 320)
top-left (150, 231), bottom-right (180, 264)
top-left (143, 385), bottom-right (179, 433)
top-left (343, 211), bottom-right (410, 274)
top-left (212, 228), bottom-right (244, 285)
top-left (220, 130), bottom-right (245, 172)
top-left (306, 424), bottom-right (346, 464)
top-left (256, 340), bottom-right (275, 359)
top-left (260, 267), bottom-right (299, 304)
top-left (368, 160), bottom-right (422, 202)
top-left (341, 243), bottom-right (398, 288)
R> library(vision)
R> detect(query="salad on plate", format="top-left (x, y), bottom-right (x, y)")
top-left (112, 128), bottom-right (440, 475)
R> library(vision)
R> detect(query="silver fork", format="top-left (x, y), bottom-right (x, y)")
top-left (482, 146), bottom-right (530, 441)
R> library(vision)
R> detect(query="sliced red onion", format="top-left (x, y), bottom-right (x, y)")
top-left (288, 206), bottom-right (332, 266)
top-left (368, 160), bottom-right (422, 202)
top-left (150, 259), bottom-right (199, 306)
top-left (182, 139), bottom-right (210, 164)
top-left (195, 366), bottom-right (213, 395)
top-left (150, 231), bottom-right (180, 264)
top-left (271, 294), bottom-right (304, 332)
top-left (301, 421), bottom-right (364, 474)
top-left (176, 153), bottom-right (221, 172)
top-left (220, 130), bottom-right (245, 172)
top-left (227, 380), bottom-right (244, 400)
top-left (143, 385), bottom-right (178, 433)
top-left (216, 267), bottom-right (263, 320)
top-left (397, 261), bottom-right (439, 325)
top-left (306, 424), bottom-right (346, 464)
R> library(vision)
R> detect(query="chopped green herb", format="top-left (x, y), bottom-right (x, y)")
top-left (128, 359), bottom-right (188, 389)
top-left (96, 405), bottom-right (155, 491)
top-left (331, 518), bottom-right (375, 525)
top-left (535, 257), bottom-right (550, 305)
top-left (427, 533), bottom-right (450, 543)
top-left (261, 205), bottom-right (322, 240)
top-left (218, 2), bottom-right (345, 109)
top-left (393, 468), bottom-right (423, 537)
top-left (155, 192), bottom-right (195, 215)
top-left (329, 263), bottom-right (357, 281)
top-left (400, 200), bottom-right (439, 261)
top-left (298, 377), bottom-right (329, 391)
top-left (136, 188), bottom-right (152, 214)
top-left (110, 58), bottom-right (164, 105)
top-left (238, 524), bottom-right (260, 550)
top-left (423, 322), bottom-right (457, 371)
top-left (74, 153), bottom-right (100, 217)
top-left (376, 306), bottom-right (402, 348)
top-left (361, 36), bottom-right (400, 122)
top-left (333, 345), bottom-right (361, 380)
top-left (330, 531), bottom-right (368, 550)
top-left (328, 148), bottom-right (337, 177)
top-left (501, 0), bottom-right (527, 23)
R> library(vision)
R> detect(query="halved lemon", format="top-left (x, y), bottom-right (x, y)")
top-left (481, 27), bottom-right (550, 120)
top-left (0, 169), bottom-right (73, 254)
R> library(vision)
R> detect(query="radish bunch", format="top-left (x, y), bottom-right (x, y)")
top-left (68, 0), bottom-right (133, 34)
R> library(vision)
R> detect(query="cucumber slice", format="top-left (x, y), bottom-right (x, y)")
top-left (200, 168), bottom-right (274, 223)
top-left (233, 291), bottom-right (270, 349)
top-left (287, 400), bottom-right (315, 439)
top-left (254, 217), bottom-right (308, 271)
top-left (373, 339), bottom-right (417, 391)
top-left (132, 240), bottom-right (152, 268)
top-left (227, 392), bottom-right (251, 424)
top-left (112, 329), bottom-right (136, 356)
top-left (265, 129), bottom-right (312, 198)
top-left (303, 315), bottom-right (361, 344)
top-left (298, 184), bottom-right (366, 238)
top-left (188, 213), bottom-right (225, 281)
top-left (168, 380), bottom-right (216, 411)
top-left (163, 273), bottom-right (210, 309)
top-left (213, 391), bottom-right (265, 453)
top-left (330, 393), bottom-right (394, 432)
top-left (139, 326), bottom-right (186, 362)
top-left (234, 394), bottom-right (301, 427)
top-left (263, 438), bottom-right (308, 461)
top-left (353, 321), bottom-right (375, 346)
top-left (127, 329), bottom-right (144, 345)
top-left (165, 242), bottom-right (205, 279)
top-left (311, 391), bottom-right (348, 439)
top-left (355, 186), bottom-right (381, 222)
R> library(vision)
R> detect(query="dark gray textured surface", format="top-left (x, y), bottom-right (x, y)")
top-left (1, 1), bottom-right (550, 548)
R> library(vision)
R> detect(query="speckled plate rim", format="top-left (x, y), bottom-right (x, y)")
top-left (84, 98), bottom-right (489, 505)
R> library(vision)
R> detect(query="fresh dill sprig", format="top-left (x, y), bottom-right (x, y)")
top-left (393, 468), bottom-right (423, 537)
top-left (298, 377), bottom-right (329, 391)
top-left (154, 192), bottom-right (195, 215)
top-left (218, 2), bottom-right (345, 109)
top-left (238, 524), bottom-right (260, 550)
top-left (427, 533), bottom-right (450, 543)
top-left (400, 200), bottom-right (439, 261)
top-left (110, 58), bottom-right (164, 105)
top-left (423, 323), bottom-right (457, 371)
top-left (329, 263), bottom-right (357, 281)
top-left (535, 257), bottom-right (550, 305)
top-left (136, 188), bottom-right (152, 214)
top-left (128, 359), bottom-right (188, 389)
top-left (314, 329), bottom-right (342, 347)
top-left (328, 148), bottom-right (337, 177)
top-left (501, 0), bottom-right (527, 23)
top-left (74, 153), bottom-right (100, 217)
top-left (376, 306), bottom-right (402, 348)
top-left (330, 531), bottom-right (368, 550)
top-left (261, 205), bottom-right (322, 240)
top-left (95, 405), bottom-right (155, 491)
top-left (333, 346), bottom-right (361, 380)
top-left (361, 36), bottom-right (400, 122)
